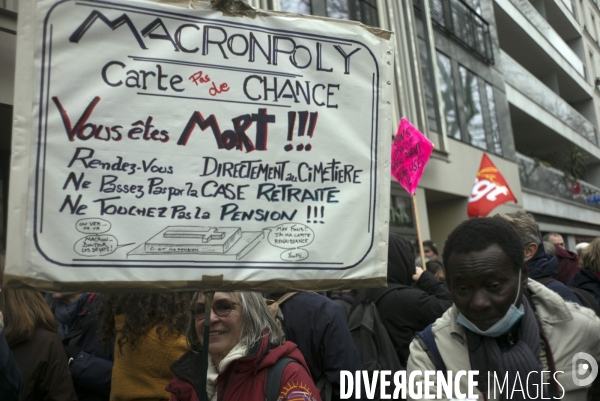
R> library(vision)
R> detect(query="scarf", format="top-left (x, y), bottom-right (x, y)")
top-left (484, 297), bottom-right (542, 400)
top-left (527, 244), bottom-right (559, 279)
top-left (54, 294), bottom-right (89, 339)
top-left (206, 340), bottom-right (249, 401)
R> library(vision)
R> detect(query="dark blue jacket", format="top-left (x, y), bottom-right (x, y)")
top-left (274, 292), bottom-right (364, 401)
top-left (568, 269), bottom-right (600, 306)
top-left (527, 245), bottom-right (582, 305)
top-left (48, 294), bottom-right (113, 401)
top-left (0, 331), bottom-right (23, 401)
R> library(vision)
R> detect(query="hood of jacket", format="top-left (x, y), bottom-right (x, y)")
top-left (169, 333), bottom-right (309, 398)
top-left (387, 233), bottom-right (415, 286)
top-left (554, 246), bottom-right (580, 284)
top-left (527, 243), bottom-right (559, 279)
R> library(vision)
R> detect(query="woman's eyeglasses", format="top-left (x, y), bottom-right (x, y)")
top-left (192, 299), bottom-right (238, 320)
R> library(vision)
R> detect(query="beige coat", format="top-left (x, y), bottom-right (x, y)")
top-left (406, 279), bottom-right (600, 400)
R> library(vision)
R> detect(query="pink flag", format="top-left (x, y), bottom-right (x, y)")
top-left (391, 118), bottom-right (434, 195)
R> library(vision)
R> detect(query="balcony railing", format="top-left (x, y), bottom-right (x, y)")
top-left (1, 0), bottom-right (18, 12)
top-left (517, 153), bottom-right (600, 210)
top-left (414, 0), bottom-right (494, 64)
top-left (499, 51), bottom-right (598, 145)
top-left (506, 0), bottom-right (584, 77)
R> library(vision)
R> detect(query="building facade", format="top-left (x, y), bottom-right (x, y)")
top-left (0, 0), bottom-right (17, 248)
top-left (493, 0), bottom-right (600, 248)
top-left (1, 0), bottom-right (598, 254)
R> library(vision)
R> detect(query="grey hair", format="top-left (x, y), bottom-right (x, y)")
top-left (186, 292), bottom-right (283, 353)
top-left (544, 241), bottom-right (557, 256)
top-left (493, 211), bottom-right (542, 247)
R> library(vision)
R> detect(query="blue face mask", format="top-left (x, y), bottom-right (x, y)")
top-left (457, 274), bottom-right (524, 338)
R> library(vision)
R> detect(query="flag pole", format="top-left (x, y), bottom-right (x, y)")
top-left (411, 194), bottom-right (427, 271)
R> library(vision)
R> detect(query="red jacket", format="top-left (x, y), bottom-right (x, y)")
top-left (166, 336), bottom-right (321, 401)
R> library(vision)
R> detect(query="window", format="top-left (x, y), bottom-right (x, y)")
top-left (485, 83), bottom-right (502, 155)
top-left (593, 15), bottom-right (599, 42)
top-left (436, 52), bottom-right (461, 140)
top-left (464, 0), bottom-right (481, 14)
top-left (590, 50), bottom-right (597, 82)
top-left (419, 38), bottom-right (440, 133)
top-left (459, 65), bottom-right (486, 150)
top-left (280, 0), bottom-right (311, 14)
top-left (279, 0), bottom-right (378, 24)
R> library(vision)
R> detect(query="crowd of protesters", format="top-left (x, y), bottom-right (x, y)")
top-left (1, 211), bottom-right (600, 400)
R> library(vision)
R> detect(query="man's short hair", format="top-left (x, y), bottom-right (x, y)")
top-left (544, 241), bottom-right (557, 256)
top-left (442, 218), bottom-right (524, 274)
top-left (492, 211), bottom-right (542, 247)
top-left (543, 232), bottom-right (562, 242)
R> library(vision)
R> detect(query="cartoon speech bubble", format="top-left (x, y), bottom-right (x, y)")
top-left (280, 248), bottom-right (309, 262)
top-left (267, 223), bottom-right (315, 249)
top-left (76, 218), bottom-right (112, 234)
top-left (74, 235), bottom-right (118, 257)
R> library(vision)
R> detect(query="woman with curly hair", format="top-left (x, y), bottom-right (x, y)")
top-left (166, 292), bottom-right (320, 401)
top-left (99, 292), bottom-right (194, 401)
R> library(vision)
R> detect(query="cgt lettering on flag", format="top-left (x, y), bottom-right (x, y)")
top-left (467, 154), bottom-right (517, 218)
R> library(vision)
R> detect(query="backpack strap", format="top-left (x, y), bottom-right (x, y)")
top-left (315, 376), bottom-right (333, 401)
top-left (569, 287), bottom-right (600, 316)
top-left (535, 277), bottom-right (555, 286)
top-left (266, 357), bottom-right (295, 401)
top-left (277, 292), bottom-right (299, 305)
top-left (415, 324), bottom-right (446, 372)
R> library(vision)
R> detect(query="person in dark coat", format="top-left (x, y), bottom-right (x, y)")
top-left (1, 288), bottom-right (77, 400)
top-left (494, 212), bottom-right (582, 305)
top-left (269, 291), bottom-right (363, 401)
top-left (0, 312), bottom-right (23, 401)
top-left (354, 233), bottom-right (453, 367)
top-left (568, 237), bottom-right (600, 306)
top-left (47, 293), bottom-right (114, 401)
top-left (329, 290), bottom-right (358, 323)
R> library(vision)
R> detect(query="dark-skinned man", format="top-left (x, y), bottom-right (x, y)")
top-left (407, 218), bottom-right (600, 401)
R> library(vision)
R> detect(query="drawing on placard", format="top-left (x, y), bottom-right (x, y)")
top-left (266, 223), bottom-right (315, 262)
top-left (73, 218), bottom-right (135, 257)
top-left (128, 226), bottom-right (264, 261)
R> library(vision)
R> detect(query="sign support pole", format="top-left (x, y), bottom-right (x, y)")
top-left (200, 291), bottom-right (214, 401)
top-left (411, 194), bottom-right (427, 270)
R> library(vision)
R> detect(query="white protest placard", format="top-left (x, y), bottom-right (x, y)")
top-left (5, 0), bottom-right (393, 292)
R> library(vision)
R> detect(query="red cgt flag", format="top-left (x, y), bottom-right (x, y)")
top-left (467, 154), bottom-right (517, 218)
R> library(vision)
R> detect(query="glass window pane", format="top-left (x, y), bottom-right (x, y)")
top-left (280, 0), bottom-right (312, 14)
top-left (347, 0), bottom-right (379, 25)
top-left (459, 65), bottom-right (486, 150)
top-left (464, 0), bottom-right (481, 14)
top-left (326, 0), bottom-right (350, 19)
top-left (418, 38), bottom-right (439, 133)
top-left (485, 83), bottom-right (502, 155)
top-left (436, 52), bottom-right (461, 140)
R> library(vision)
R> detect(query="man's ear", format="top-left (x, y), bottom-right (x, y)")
top-left (524, 242), bottom-right (538, 261)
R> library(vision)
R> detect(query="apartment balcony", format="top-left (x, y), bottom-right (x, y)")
top-left (0, 0), bottom-right (17, 13)
top-left (498, 50), bottom-right (600, 162)
top-left (517, 153), bottom-right (600, 224)
top-left (494, 0), bottom-right (590, 102)
top-left (413, 0), bottom-right (494, 64)
top-left (542, 0), bottom-right (580, 42)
